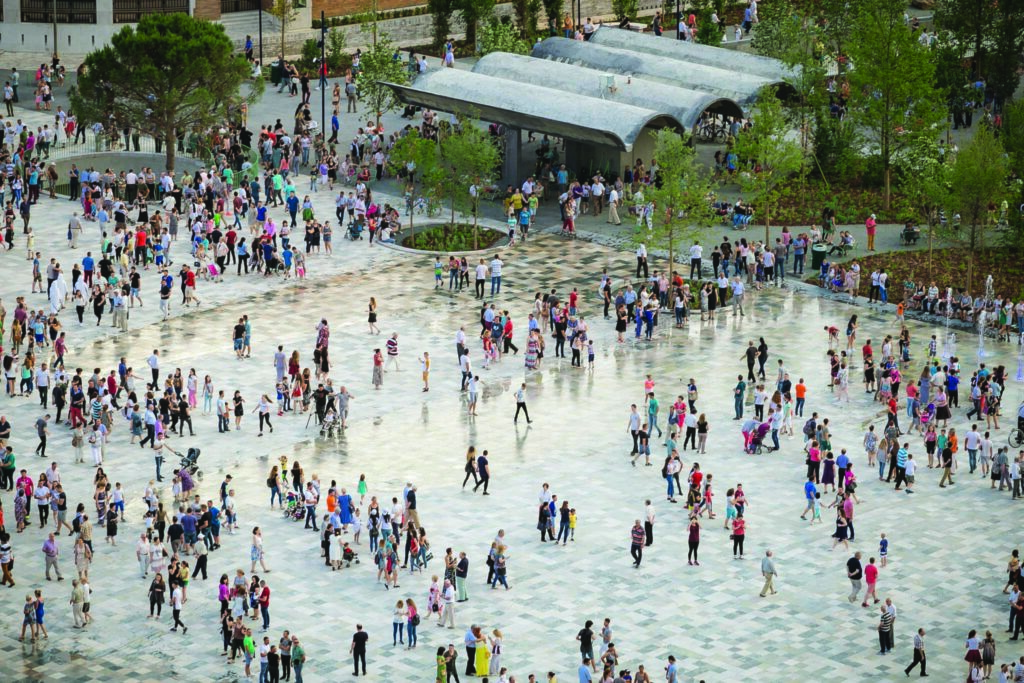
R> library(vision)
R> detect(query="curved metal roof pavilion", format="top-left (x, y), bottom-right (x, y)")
top-left (472, 52), bottom-right (744, 130)
top-left (383, 68), bottom-right (683, 151)
top-left (530, 37), bottom-right (784, 104)
top-left (589, 25), bottom-right (798, 83)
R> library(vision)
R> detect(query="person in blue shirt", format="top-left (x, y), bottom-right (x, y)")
top-left (801, 477), bottom-right (817, 519)
top-left (286, 192), bottom-right (299, 225)
top-left (249, 179), bottom-right (260, 205)
top-left (282, 245), bottom-right (293, 274)
top-left (329, 111), bottom-right (340, 144)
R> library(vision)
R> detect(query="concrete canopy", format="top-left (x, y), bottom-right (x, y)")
top-left (531, 37), bottom-right (784, 104)
top-left (590, 26), bottom-right (798, 83)
top-left (472, 53), bottom-right (743, 130)
top-left (382, 68), bottom-right (684, 152)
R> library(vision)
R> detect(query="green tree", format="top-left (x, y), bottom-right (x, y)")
top-left (388, 129), bottom-right (441, 236)
top-left (440, 120), bottom-right (501, 249)
top-left (752, 0), bottom-right (827, 154)
top-left (1001, 99), bottom-right (1024, 247)
top-left (694, 0), bottom-right (724, 45)
top-left (428, 0), bottom-right (453, 50)
top-left (356, 33), bottom-right (409, 129)
top-left (456, 0), bottom-right (496, 49)
top-left (511, 0), bottom-right (543, 40)
top-left (478, 16), bottom-right (531, 56)
top-left (541, 0), bottom-right (563, 35)
top-left (70, 14), bottom-right (258, 172)
top-left (943, 127), bottom-right (1008, 293)
top-left (847, 0), bottom-right (944, 208)
top-left (267, 0), bottom-right (300, 61)
top-left (733, 88), bottom-right (804, 244)
top-left (643, 128), bottom-right (719, 279)
top-left (611, 0), bottom-right (638, 21)
top-left (819, 0), bottom-right (857, 75)
top-left (326, 27), bottom-right (348, 72)
top-left (934, 0), bottom-right (995, 81)
top-left (898, 136), bottom-right (951, 280)
top-left (988, 1), bottom-right (1024, 108)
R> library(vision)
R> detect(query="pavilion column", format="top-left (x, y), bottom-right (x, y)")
top-left (502, 126), bottom-right (521, 183)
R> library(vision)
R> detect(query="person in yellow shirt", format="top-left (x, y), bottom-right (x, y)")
top-left (568, 508), bottom-right (577, 541)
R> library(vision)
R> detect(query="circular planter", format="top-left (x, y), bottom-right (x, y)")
top-left (382, 222), bottom-right (507, 255)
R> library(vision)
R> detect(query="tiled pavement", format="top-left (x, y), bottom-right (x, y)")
top-left (1, 210), bottom-right (1023, 682)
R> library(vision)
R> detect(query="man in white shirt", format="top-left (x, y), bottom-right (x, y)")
top-left (489, 255), bottom-right (503, 296)
top-left (583, 18), bottom-right (596, 39)
top-left (636, 244), bottom-right (648, 279)
top-left (521, 177), bottom-right (534, 197)
top-left (440, 579), bottom-right (456, 627)
top-left (964, 425), bottom-right (982, 473)
top-left (644, 500), bottom-right (655, 547)
top-left (590, 179), bottom-right (605, 216)
top-left (474, 261), bottom-right (488, 299)
top-left (459, 351), bottom-right (472, 391)
top-left (170, 585), bottom-right (187, 633)
top-left (689, 241), bottom-right (704, 279)
top-left (455, 327), bottom-right (467, 361)
top-left (146, 350), bottom-right (160, 389)
top-left (606, 187), bottom-right (621, 225)
top-left (731, 277), bottom-right (746, 316)
top-left (538, 483), bottom-right (553, 504)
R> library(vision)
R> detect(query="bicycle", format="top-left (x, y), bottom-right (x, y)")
top-left (1010, 428), bottom-right (1024, 449)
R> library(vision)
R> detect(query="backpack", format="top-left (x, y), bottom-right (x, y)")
top-left (802, 419), bottom-right (816, 436)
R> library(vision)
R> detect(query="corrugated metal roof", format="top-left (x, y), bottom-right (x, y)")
top-left (531, 36), bottom-right (782, 104)
top-left (382, 69), bottom-right (682, 151)
top-left (590, 26), bottom-right (798, 82)
top-left (472, 53), bottom-right (743, 129)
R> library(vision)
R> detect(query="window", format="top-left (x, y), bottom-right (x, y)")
top-left (112, 0), bottom-right (189, 23)
top-left (21, 0), bottom-right (97, 24)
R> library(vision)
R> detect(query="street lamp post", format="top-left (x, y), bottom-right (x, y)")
top-left (258, 3), bottom-right (264, 66)
top-left (676, 0), bottom-right (681, 40)
top-left (320, 10), bottom-right (326, 145)
top-left (52, 0), bottom-right (58, 59)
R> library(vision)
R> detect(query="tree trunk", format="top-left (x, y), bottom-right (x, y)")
top-left (473, 204), bottom-right (478, 251)
top-left (764, 203), bottom-right (771, 246)
top-left (884, 166), bottom-right (891, 211)
top-left (927, 218), bottom-right (933, 281)
top-left (164, 125), bottom-right (177, 173)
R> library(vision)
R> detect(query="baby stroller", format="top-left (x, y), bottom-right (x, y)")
top-left (346, 222), bottom-right (364, 240)
top-left (341, 542), bottom-right (359, 567)
top-left (171, 447), bottom-right (203, 480)
top-left (283, 491), bottom-right (305, 521)
top-left (319, 408), bottom-right (339, 437)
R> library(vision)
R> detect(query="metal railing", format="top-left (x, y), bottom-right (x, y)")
top-left (112, 0), bottom-right (189, 23)
top-left (21, 0), bottom-right (96, 24)
top-left (40, 131), bottom-right (213, 164)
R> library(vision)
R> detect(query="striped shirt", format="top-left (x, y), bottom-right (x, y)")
top-left (630, 526), bottom-right (645, 546)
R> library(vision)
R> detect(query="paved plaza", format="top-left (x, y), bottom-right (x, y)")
top-left (0, 75), bottom-right (1020, 683)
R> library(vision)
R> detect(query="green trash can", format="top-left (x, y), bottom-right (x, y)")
top-left (270, 60), bottom-right (284, 87)
top-left (810, 243), bottom-right (828, 271)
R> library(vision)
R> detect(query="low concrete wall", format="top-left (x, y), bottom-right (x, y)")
top-left (49, 152), bottom-right (204, 178)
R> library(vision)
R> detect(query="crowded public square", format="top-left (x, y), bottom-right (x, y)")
top-left (0, 4), bottom-right (1023, 682)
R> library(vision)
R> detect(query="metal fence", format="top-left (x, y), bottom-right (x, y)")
top-left (41, 132), bottom-right (211, 163)
top-left (112, 0), bottom-right (189, 23)
top-left (21, 0), bottom-right (96, 24)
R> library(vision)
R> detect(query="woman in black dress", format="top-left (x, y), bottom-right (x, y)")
top-left (368, 297), bottom-right (379, 334)
top-left (232, 390), bottom-right (245, 430)
top-left (757, 337), bottom-right (769, 380)
top-left (90, 286), bottom-right (106, 326)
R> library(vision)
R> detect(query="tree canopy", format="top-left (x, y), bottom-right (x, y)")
top-left (355, 32), bottom-right (410, 129)
top-left (70, 13), bottom-right (258, 171)
top-left (643, 128), bottom-right (718, 279)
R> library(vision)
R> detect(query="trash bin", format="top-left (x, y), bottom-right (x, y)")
top-left (810, 243), bottom-right (828, 271)
top-left (270, 60), bottom-right (284, 87)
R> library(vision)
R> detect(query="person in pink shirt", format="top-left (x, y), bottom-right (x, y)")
top-left (862, 556), bottom-right (880, 606)
top-left (842, 492), bottom-right (856, 541)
